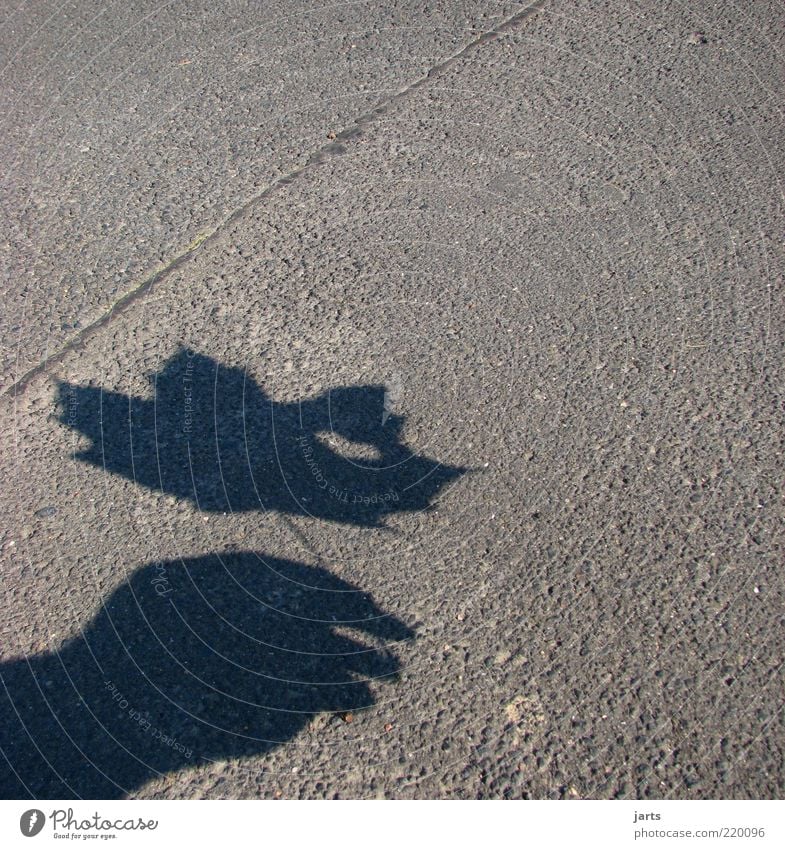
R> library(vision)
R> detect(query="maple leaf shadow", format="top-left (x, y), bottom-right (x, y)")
top-left (56, 348), bottom-right (465, 526)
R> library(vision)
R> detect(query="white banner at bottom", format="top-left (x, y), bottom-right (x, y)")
top-left (1, 799), bottom-right (782, 848)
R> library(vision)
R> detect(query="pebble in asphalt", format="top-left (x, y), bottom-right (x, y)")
top-left (0, 0), bottom-right (783, 799)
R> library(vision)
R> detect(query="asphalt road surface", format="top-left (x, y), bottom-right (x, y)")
top-left (1, 1), bottom-right (783, 799)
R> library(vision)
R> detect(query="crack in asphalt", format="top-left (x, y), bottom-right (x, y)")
top-left (4, 0), bottom-right (548, 399)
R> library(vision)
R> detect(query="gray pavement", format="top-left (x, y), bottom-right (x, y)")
top-left (1, 0), bottom-right (526, 391)
top-left (1, 0), bottom-right (783, 799)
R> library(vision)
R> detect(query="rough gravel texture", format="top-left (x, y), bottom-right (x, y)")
top-left (1, 0), bottom-right (783, 800)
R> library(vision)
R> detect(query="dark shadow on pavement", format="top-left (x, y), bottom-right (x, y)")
top-left (56, 349), bottom-right (465, 527)
top-left (0, 551), bottom-right (413, 799)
